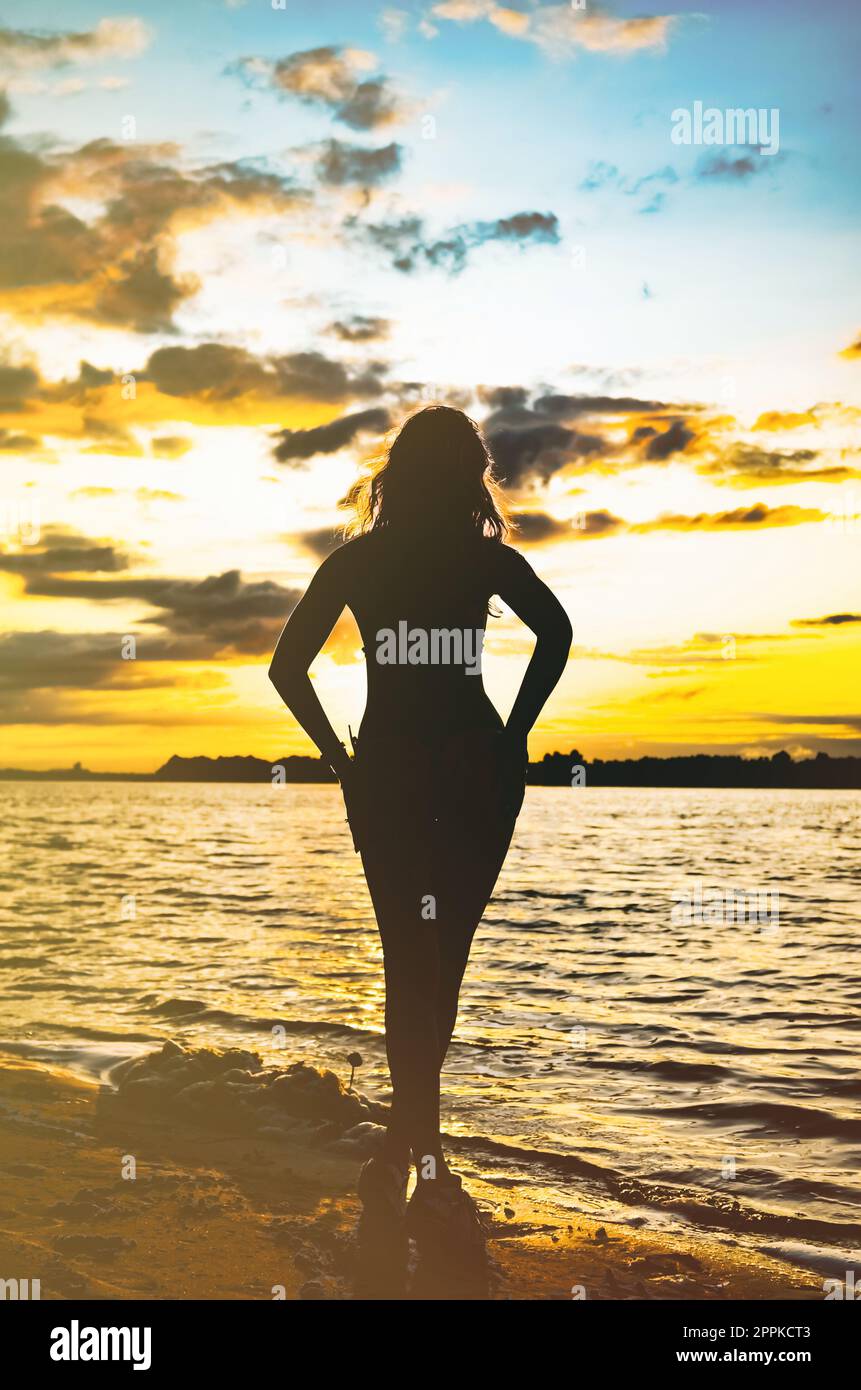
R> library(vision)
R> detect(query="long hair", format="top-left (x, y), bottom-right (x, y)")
top-left (342, 404), bottom-right (510, 541)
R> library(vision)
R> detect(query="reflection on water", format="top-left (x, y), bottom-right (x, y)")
top-left (1, 782), bottom-right (859, 1259)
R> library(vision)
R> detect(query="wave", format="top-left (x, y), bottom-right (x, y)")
top-left (445, 1131), bottom-right (861, 1247)
top-left (585, 1057), bottom-right (736, 1081)
top-left (96, 1041), bottom-right (861, 1255)
top-left (142, 996), bottom-right (384, 1043)
top-left (642, 1099), bottom-right (861, 1142)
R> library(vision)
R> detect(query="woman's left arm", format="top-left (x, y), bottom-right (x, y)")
top-left (268, 547), bottom-right (352, 781)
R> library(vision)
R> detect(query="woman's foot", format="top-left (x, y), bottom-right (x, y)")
top-left (355, 1156), bottom-right (410, 1298)
top-left (357, 1155), bottom-right (409, 1223)
top-left (406, 1171), bottom-right (487, 1265)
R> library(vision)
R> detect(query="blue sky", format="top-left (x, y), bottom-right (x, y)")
top-left (7, 0), bottom-right (857, 396)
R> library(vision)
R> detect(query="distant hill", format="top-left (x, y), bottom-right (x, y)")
top-left (155, 754), bottom-right (336, 783)
top-left (0, 754), bottom-right (335, 783)
top-left (1, 749), bottom-right (860, 788)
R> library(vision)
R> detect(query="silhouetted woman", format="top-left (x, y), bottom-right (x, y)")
top-left (269, 405), bottom-right (571, 1262)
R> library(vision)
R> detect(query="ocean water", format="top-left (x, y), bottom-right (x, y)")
top-left (2, 782), bottom-right (859, 1271)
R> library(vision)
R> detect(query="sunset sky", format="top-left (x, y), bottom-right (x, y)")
top-left (1, 0), bottom-right (859, 770)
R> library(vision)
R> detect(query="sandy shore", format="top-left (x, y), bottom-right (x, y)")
top-left (0, 1048), bottom-right (823, 1301)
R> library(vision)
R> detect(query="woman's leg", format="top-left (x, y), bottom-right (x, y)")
top-left (357, 735), bottom-right (450, 1177)
top-left (357, 731), bottom-right (523, 1186)
top-left (362, 841), bottom-right (450, 1176)
top-left (433, 822), bottom-right (516, 1068)
top-left (432, 730), bottom-right (522, 1068)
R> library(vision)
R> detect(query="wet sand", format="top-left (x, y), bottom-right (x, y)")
top-left (0, 1049), bottom-right (822, 1301)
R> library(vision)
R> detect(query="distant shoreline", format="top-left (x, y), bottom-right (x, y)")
top-left (2, 749), bottom-right (860, 789)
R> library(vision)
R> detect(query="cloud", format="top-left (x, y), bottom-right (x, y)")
top-left (511, 510), bottom-right (573, 544)
top-left (337, 79), bottom-right (406, 131)
top-left (579, 160), bottom-right (677, 214)
top-left (1, 526), bottom-right (297, 660)
top-left (0, 342), bottom-right (390, 452)
top-left (791, 613), bottom-right (861, 627)
top-left (574, 509), bottom-right (625, 538)
top-left (0, 629), bottom-right (249, 725)
top-left (95, 247), bottom-right (193, 335)
top-left (379, 8), bottom-right (410, 43)
top-left (0, 555), bottom-right (306, 719)
top-left (272, 406), bottom-right (390, 463)
top-left (643, 418), bottom-right (695, 460)
top-left (477, 386), bottom-right (715, 487)
top-left (475, 380), bottom-right (861, 500)
top-left (292, 527), bottom-right (342, 559)
top-left (480, 388), bottom-right (662, 486)
top-left (143, 343), bottom-right (387, 403)
top-left (20, 569), bottom-right (301, 655)
top-left (64, 361), bottom-right (115, 395)
top-left (135, 487), bottom-right (182, 503)
top-left (0, 429), bottom-right (42, 451)
top-left (0, 17), bottom-right (151, 71)
top-left (752, 409), bottom-right (818, 431)
top-left (587, 630), bottom-right (793, 670)
top-left (530, 6), bottom-right (674, 56)
top-left (695, 148), bottom-right (784, 181)
top-left (511, 508), bottom-right (633, 544)
top-left (0, 361), bottom-right (40, 407)
top-left (151, 435), bottom-right (192, 459)
top-left (0, 115), bottom-right (308, 331)
top-left (328, 314), bottom-right (390, 342)
top-left (229, 46), bottom-right (408, 129)
top-left (533, 391), bottom-right (669, 418)
top-left (359, 214), bottom-right (422, 270)
top-left (699, 442), bottom-right (860, 487)
top-left (0, 630), bottom-right (192, 697)
top-left (429, 3), bottom-right (674, 56)
top-left (75, 415), bottom-right (144, 458)
top-left (755, 712), bottom-right (861, 733)
top-left (631, 504), bottom-right (828, 533)
top-left (142, 344), bottom-right (269, 400)
top-left (579, 161), bottom-right (621, 193)
top-left (488, 420), bottom-right (607, 486)
top-left (314, 138), bottom-right (402, 188)
top-left (0, 526), bottom-right (132, 574)
top-left (359, 209), bottom-right (560, 273)
top-left (510, 503), bottom-right (827, 546)
top-left (627, 165), bottom-right (678, 197)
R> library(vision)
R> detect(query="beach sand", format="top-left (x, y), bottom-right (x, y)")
top-left (0, 1048), bottom-right (822, 1301)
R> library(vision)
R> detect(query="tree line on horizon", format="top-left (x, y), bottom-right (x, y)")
top-left (2, 748), bottom-right (860, 788)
